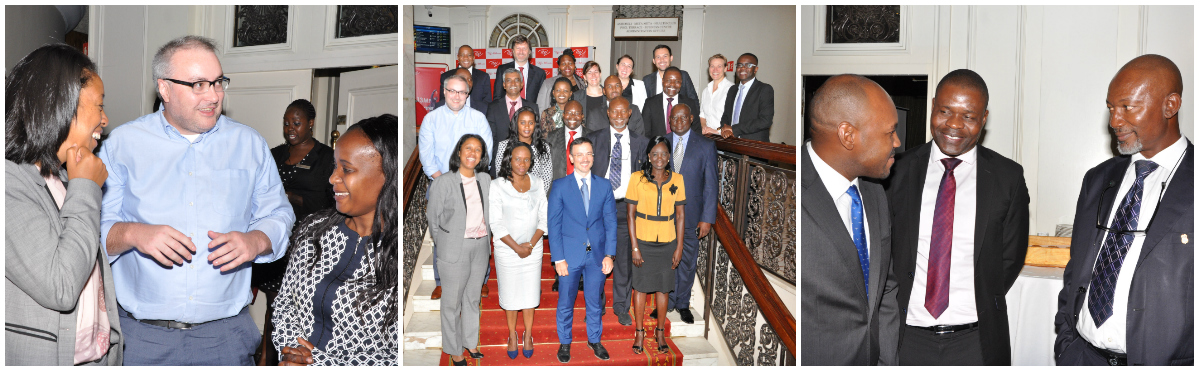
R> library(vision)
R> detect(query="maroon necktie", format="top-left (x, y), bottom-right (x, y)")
top-left (925, 157), bottom-right (962, 319)
top-left (666, 97), bottom-right (674, 133)
top-left (509, 100), bottom-right (517, 119)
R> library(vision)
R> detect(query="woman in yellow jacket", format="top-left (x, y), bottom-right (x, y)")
top-left (625, 136), bottom-right (685, 355)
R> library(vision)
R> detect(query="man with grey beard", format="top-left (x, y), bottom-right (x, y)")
top-left (1054, 54), bottom-right (1193, 366)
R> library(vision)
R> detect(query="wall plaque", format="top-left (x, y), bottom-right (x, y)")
top-left (613, 17), bottom-right (680, 41)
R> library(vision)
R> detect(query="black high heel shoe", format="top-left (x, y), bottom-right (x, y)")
top-left (465, 347), bottom-right (485, 359)
top-left (522, 331), bottom-right (534, 358)
top-left (655, 327), bottom-right (669, 353)
top-left (451, 357), bottom-right (468, 366)
top-left (632, 328), bottom-right (645, 354)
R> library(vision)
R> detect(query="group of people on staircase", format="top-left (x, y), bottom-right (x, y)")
top-left (421, 38), bottom-right (760, 365)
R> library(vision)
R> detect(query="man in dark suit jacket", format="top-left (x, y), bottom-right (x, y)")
top-left (662, 103), bottom-right (718, 324)
top-left (885, 70), bottom-right (1029, 365)
top-left (719, 53), bottom-right (774, 142)
top-left (436, 45), bottom-right (492, 109)
top-left (492, 35), bottom-right (546, 105)
top-left (1055, 54), bottom-right (1194, 366)
top-left (801, 74), bottom-right (901, 365)
top-left (435, 68), bottom-right (488, 114)
top-left (547, 100), bottom-right (587, 189)
top-left (586, 75), bottom-right (645, 136)
top-left (643, 67), bottom-right (701, 139)
top-left (486, 68), bottom-right (538, 157)
top-left (642, 44), bottom-right (699, 102)
top-left (548, 137), bottom-right (618, 362)
top-left (586, 97), bottom-right (649, 326)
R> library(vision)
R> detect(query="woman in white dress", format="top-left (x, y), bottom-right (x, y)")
top-left (700, 54), bottom-right (734, 135)
top-left (488, 141), bottom-right (548, 360)
top-left (616, 54), bottom-right (648, 112)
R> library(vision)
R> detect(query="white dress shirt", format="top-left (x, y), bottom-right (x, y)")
top-left (701, 77), bottom-right (733, 129)
top-left (1077, 136), bottom-right (1188, 353)
top-left (906, 145), bottom-right (979, 326)
top-left (605, 127), bottom-right (633, 199)
top-left (628, 79), bottom-right (647, 112)
top-left (807, 143), bottom-right (869, 255)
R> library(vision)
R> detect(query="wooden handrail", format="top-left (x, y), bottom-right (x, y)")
top-left (713, 203), bottom-right (797, 357)
top-left (707, 134), bottom-right (797, 165)
top-left (403, 147), bottom-right (423, 210)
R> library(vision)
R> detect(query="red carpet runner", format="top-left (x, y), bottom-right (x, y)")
top-left (439, 241), bottom-right (683, 366)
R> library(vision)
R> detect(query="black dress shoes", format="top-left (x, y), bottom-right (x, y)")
top-left (552, 277), bottom-right (559, 292)
top-left (678, 308), bottom-right (695, 324)
top-left (557, 343), bottom-right (571, 363)
top-left (616, 310), bottom-right (632, 326)
top-left (588, 342), bottom-right (610, 360)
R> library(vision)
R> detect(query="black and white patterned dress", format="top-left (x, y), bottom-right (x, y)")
top-left (494, 138), bottom-right (553, 193)
top-left (271, 216), bottom-right (397, 365)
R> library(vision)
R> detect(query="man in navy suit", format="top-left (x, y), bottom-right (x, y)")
top-left (720, 53), bottom-right (774, 142)
top-left (549, 137), bottom-right (617, 363)
top-left (643, 67), bottom-right (701, 139)
top-left (1054, 54), bottom-right (1193, 366)
top-left (486, 68), bottom-right (538, 162)
top-left (492, 35), bottom-right (547, 105)
top-left (662, 103), bottom-right (718, 324)
top-left (436, 45), bottom-right (491, 109)
top-left (586, 97), bottom-right (649, 326)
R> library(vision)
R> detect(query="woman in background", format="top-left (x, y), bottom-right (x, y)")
top-left (616, 55), bottom-right (648, 111)
top-left (575, 61), bottom-right (606, 118)
top-left (489, 142), bottom-right (548, 359)
top-left (492, 107), bottom-right (552, 193)
top-left (5, 43), bottom-right (122, 366)
top-left (537, 49), bottom-right (585, 111)
top-left (699, 54), bottom-right (733, 135)
top-left (273, 114), bottom-right (398, 366)
top-left (539, 77), bottom-right (575, 134)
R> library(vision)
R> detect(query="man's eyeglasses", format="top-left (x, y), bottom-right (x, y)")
top-left (445, 88), bottom-right (469, 97)
top-left (736, 63), bottom-right (757, 69)
top-left (163, 76), bottom-right (230, 94)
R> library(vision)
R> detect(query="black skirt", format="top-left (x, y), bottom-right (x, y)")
top-left (631, 239), bottom-right (677, 293)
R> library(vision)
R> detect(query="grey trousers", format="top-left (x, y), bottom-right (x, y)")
top-left (437, 237), bottom-right (491, 354)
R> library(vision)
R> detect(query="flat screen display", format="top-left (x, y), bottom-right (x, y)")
top-left (415, 25), bottom-right (451, 54)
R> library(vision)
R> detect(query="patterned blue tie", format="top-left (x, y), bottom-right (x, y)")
top-left (610, 134), bottom-right (622, 190)
top-left (1088, 160), bottom-right (1158, 326)
top-left (847, 185), bottom-right (869, 296)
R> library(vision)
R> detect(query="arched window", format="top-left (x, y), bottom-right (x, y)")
top-left (489, 13), bottom-right (549, 48)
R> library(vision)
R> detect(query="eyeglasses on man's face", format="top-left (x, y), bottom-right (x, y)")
top-left (163, 76), bottom-right (230, 94)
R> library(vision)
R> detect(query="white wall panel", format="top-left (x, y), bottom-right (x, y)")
top-left (222, 69), bottom-right (313, 149)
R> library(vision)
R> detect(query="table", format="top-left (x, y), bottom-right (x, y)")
top-left (1005, 266), bottom-right (1065, 365)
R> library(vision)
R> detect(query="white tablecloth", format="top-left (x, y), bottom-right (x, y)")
top-left (1005, 266), bottom-right (1065, 365)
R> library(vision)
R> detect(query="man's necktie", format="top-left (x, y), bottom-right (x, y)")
top-left (847, 185), bottom-right (869, 296)
top-left (519, 66), bottom-right (526, 99)
top-left (673, 137), bottom-right (684, 173)
top-left (666, 97), bottom-right (674, 133)
top-left (567, 130), bottom-right (577, 175)
top-left (1088, 160), bottom-right (1159, 326)
top-left (925, 158), bottom-right (962, 319)
top-left (733, 84), bottom-right (746, 125)
top-left (581, 178), bottom-right (590, 217)
top-left (509, 101), bottom-right (517, 119)
top-left (610, 134), bottom-right (622, 190)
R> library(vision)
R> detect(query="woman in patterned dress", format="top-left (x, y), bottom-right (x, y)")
top-left (492, 106), bottom-right (552, 192)
top-left (272, 114), bottom-right (398, 366)
top-left (539, 77), bottom-right (575, 135)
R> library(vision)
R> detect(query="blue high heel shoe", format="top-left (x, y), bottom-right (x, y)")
top-left (507, 334), bottom-right (519, 359)
top-left (522, 331), bottom-right (534, 358)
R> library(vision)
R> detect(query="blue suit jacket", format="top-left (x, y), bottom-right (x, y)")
top-left (671, 132), bottom-right (718, 228)
top-left (548, 173), bottom-right (618, 267)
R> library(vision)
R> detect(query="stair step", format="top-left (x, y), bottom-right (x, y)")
top-left (403, 335), bottom-right (715, 366)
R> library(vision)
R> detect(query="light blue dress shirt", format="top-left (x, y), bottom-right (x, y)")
top-left (99, 111), bottom-right (296, 323)
top-left (418, 104), bottom-right (494, 178)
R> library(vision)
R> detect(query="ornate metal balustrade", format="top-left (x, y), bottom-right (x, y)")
top-left (402, 148), bottom-right (429, 312)
top-left (697, 135), bottom-right (796, 365)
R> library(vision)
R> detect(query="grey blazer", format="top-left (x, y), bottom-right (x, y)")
top-left (5, 160), bottom-right (123, 366)
top-left (800, 147), bottom-right (899, 366)
top-left (426, 171), bottom-right (493, 262)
